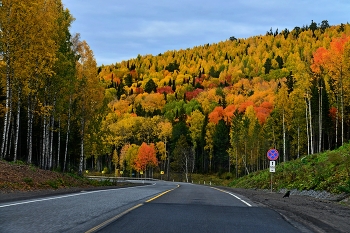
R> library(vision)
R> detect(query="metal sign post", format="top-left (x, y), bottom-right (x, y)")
top-left (270, 161), bottom-right (276, 193)
top-left (267, 149), bottom-right (278, 193)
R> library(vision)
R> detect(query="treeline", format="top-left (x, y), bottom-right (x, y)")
top-left (0, 0), bottom-right (104, 175)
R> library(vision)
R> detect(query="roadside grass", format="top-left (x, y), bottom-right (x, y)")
top-left (229, 143), bottom-right (350, 194)
top-left (0, 160), bottom-right (117, 192)
top-left (190, 172), bottom-right (234, 186)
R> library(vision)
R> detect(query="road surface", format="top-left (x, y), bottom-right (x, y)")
top-left (0, 181), bottom-right (302, 233)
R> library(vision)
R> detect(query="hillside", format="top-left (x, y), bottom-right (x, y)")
top-left (0, 160), bottom-right (115, 193)
top-left (93, 21), bottom-right (350, 179)
top-left (230, 143), bottom-right (350, 196)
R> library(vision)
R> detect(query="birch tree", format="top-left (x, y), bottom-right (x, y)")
top-left (75, 40), bottom-right (103, 175)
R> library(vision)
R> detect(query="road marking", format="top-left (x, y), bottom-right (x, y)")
top-left (211, 187), bottom-right (252, 207)
top-left (85, 203), bottom-right (144, 233)
top-left (86, 184), bottom-right (180, 233)
top-left (0, 183), bottom-right (156, 208)
top-left (146, 184), bottom-right (180, 203)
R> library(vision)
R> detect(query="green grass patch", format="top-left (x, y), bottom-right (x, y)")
top-left (229, 143), bottom-right (350, 194)
top-left (23, 177), bottom-right (33, 185)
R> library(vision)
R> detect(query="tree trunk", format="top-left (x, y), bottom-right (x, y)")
top-left (41, 116), bottom-right (46, 168)
top-left (297, 126), bottom-right (300, 158)
top-left (27, 95), bottom-right (34, 164)
top-left (1, 77), bottom-right (12, 159)
top-left (335, 94), bottom-right (339, 148)
top-left (48, 97), bottom-right (56, 170)
top-left (318, 85), bottom-right (322, 153)
top-left (13, 88), bottom-right (21, 162)
top-left (78, 117), bottom-right (85, 175)
top-left (57, 117), bottom-right (61, 170)
top-left (1, 31), bottom-right (12, 160)
top-left (235, 147), bottom-right (238, 178)
top-left (283, 109), bottom-right (286, 162)
top-left (308, 96), bottom-right (314, 154)
top-left (184, 153), bottom-right (188, 183)
top-left (49, 113), bottom-right (54, 169)
top-left (340, 73), bottom-right (344, 146)
top-left (63, 96), bottom-right (72, 172)
top-left (305, 98), bottom-right (310, 155)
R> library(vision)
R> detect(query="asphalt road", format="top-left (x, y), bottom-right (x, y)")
top-left (0, 181), bottom-right (176, 233)
top-left (0, 181), bottom-right (302, 233)
top-left (96, 182), bottom-right (301, 233)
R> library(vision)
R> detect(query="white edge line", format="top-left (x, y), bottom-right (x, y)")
top-left (212, 187), bottom-right (252, 207)
top-left (0, 183), bottom-right (157, 208)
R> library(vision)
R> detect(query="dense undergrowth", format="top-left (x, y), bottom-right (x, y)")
top-left (229, 143), bottom-right (350, 194)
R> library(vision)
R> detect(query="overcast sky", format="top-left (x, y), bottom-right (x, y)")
top-left (61, 0), bottom-right (350, 66)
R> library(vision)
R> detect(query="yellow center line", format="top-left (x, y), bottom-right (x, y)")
top-left (85, 203), bottom-right (143, 233)
top-left (85, 184), bottom-right (180, 233)
top-left (146, 184), bottom-right (180, 203)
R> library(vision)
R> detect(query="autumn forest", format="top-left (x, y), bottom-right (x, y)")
top-left (1, 1), bottom-right (350, 181)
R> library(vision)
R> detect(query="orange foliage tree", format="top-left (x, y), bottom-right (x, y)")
top-left (135, 143), bottom-right (158, 176)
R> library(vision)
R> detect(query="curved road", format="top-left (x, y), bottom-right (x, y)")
top-left (0, 181), bottom-right (302, 233)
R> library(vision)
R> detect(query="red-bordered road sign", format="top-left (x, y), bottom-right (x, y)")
top-left (267, 149), bottom-right (279, 161)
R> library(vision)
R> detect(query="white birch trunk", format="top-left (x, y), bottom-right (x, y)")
top-left (335, 95), bottom-right (338, 147)
top-left (1, 24), bottom-right (12, 159)
top-left (49, 98), bottom-right (56, 169)
top-left (57, 117), bottom-right (61, 169)
top-left (78, 117), bottom-right (85, 175)
top-left (305, 99), bottom-right (310, 155)
top-left (340, 74), bottom-right (344, 146)
top-left (5, 88), bottom-right (13, 159)
top-left (41, 116), bottom-right (47, 168)
top-left (45, 118), bottom-right (50, 169)
top-left (308, 97), bottom-right (314, 154)
top-left (0, 73), bottom-right (10, 159)
top-left (63, 96), bottom-right (72, 172)
top-left (13, 88), bottom-right (21, 162)
top-left (184, 153), bottom-right (188, 183)
top-left (49, 113), bottom-right (54, 169)
top-left (319, 86), bottom-right (322, 153)
top-left (27, 95), bottom-right (34, 164)
top-left (283, 109), bottom-right (286, 162)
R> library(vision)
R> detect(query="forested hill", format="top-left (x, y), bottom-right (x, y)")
top-left (96, 21), bottom-right (350, 178)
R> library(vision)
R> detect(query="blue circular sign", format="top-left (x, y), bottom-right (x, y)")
top-left (267, 149), bottom-right (279, 161)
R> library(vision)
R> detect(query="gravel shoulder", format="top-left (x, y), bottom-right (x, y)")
top-left (221, 187), bottom-right (350, 233)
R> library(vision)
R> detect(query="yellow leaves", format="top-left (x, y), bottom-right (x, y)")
top-left (157, 121), bottom-right (172, 141)
top-left (187, 110), bottom-right (205, 146)
top-left (156, 141), bottom-right (166, 161)
top-left (134, 92), bottom-right (166, 113)
top-left (124, 144), bottom-right (140, 172)
top-left (1, 0), bottom-right (59, 80)
top-left (106, 115), bottom-right (139, 147)
top-left (196, 89), bottom-right (219, 115)
top-left (245, 105), bottom-right (256, 122)
top-left (204, 122), bottom-right (215, 157)
top-left (112, 149), bottom-right (119, 166)
top-left (109, 99), bottom-right (132, 116)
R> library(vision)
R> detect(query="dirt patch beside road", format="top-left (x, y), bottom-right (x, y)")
top-left (222, 187), bottom-right (350, 233)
